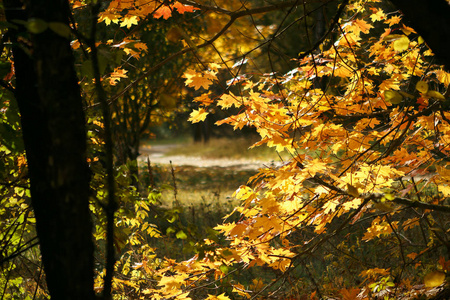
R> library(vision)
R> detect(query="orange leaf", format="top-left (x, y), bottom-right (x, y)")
top-left (173, 2), bottom-right (198, 14)
top-left (154, 6), bottom-right (172, 20)
top-left (340, 287), bottom-right (361, 300)
top-left (353, 19), bottom-right (373, 35)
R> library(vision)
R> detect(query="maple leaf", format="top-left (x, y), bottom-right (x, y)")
top-left (158, 275), bottom-right (184, 290)
top-left (188, 108), bottom-right (208, 123)
top-left (339, 287), bottom-right (361, 300)
top-left (109, 67), bottom-right (128, 85)
top-left (402, 217), bottom-right (420, 231)
top-left (217, 93), bottom-right (239, 109)
top-left (379, 79), bottom-right (400, 91)
top-left (205, 293), bottom-right (231, 300)
top-left (385, 15), bottom-right (402, 26)
top-left (183, 69), bottom-right (215, 90)
top-left (154, 6), bottom-right (172, 20)
top-left (173, 2), bottom-right (198, 14)
top-left (370, 8), bottom-right (385, 22)
top-left (232, 283), bottom-right (251, 298)
top-left (193, 94), bottom-right (214, 106)
top-left (120, 15), bottom-right (139, 28)
top-left (435, 69), bottom-right (450, 85)
top-left (407, 252), bottom-right (418, 261)
top-left (343, 198), bottom-right (362, 210)
top-left (438, 256), bottom-right (450, 271)
top-left (133, 42), bottom-right (148, 52)
top-left (360, 268), bottom-right (391, 279)
top-left (99, 11), bottom-right (120, 25)
top-left (352, 19), bottom-right (374, 35)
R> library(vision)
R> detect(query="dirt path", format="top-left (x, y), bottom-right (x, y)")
top-left (138, 144), bottom-right (278, 170)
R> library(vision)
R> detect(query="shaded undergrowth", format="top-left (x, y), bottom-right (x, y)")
top-left (139, 162), bottom-right (256, 261)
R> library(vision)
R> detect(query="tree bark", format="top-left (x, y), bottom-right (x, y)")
top-left (389, 0), bottom-right (450, 69)
top-left (4, 0), bottom-right (95, 299)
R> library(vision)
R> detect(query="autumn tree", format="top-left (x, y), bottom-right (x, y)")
top-left (126, 1), bottom-right (450, 299)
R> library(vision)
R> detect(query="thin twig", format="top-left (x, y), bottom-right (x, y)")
top-left (88, 4), bottom-right (117, 299)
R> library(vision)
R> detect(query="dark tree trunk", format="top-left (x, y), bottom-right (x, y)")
top-left (4, 0), bottom-right (95, 299)
top-left (389, 0), bottom-right (450, 69)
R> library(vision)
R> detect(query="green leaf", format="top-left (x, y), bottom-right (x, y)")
top-left (166, 226), bottom-right (176, 235)
top-left (426, 90), bottom-right (445, 100)
top-left (48, 22), bottom-right (71, 38)
top-left (384, 90), bottom-right (403, 104)
top-left (176, 230), bottom-right (188, 239)
top-left (27, 18), bottom-right (48, 34)
top-left (416, 81), bottom-right (429, 94)
top-left (80, 56), bottom-right (108, 79)
top-left (219, 264), bottom-right (229, 273)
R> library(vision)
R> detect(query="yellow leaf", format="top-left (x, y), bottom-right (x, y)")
top-left (384, 90), bottom-right (403, 104)
top-left (379, 79), bottom-right (400, 91)
top-left (206, 293), bottom-right (231, 300)
top-left (385, 16), bottom-right (401, 26)
top-left (217, 93), bottom-right (239, 109)
top-left (369, 9), bottom-right (385, 22)
top-left (232, 284), bottom-right (250, 299)
top-left (120, 16), bottom-right (139, 28)
top-left (416, 81), bottom-right (429, 94)
top-left (323, 200), bottom-right (339, 214)
top-left (343, 198), bottom-right (362, 210)
top-left (424, 271), bottom-right (446, 288)
top-left (435, 70), bottom-right (450, 85)
top-left (188, 108), bottom-right (208, 123)
top-left (176, 291), bottom-right (192, 300)
top-left (439, 185), bottom-right (450, 197)
top-left (393, 36), bottom-right (410, 52)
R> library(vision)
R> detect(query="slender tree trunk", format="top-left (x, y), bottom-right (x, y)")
top-left (4, 0), bottom-right (95, 299)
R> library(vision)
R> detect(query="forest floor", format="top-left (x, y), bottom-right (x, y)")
top-left (138, 142), bottom-right (282, 170)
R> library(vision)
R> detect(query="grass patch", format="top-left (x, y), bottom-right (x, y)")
top-left (140, 163), bottom-right (253, 260)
